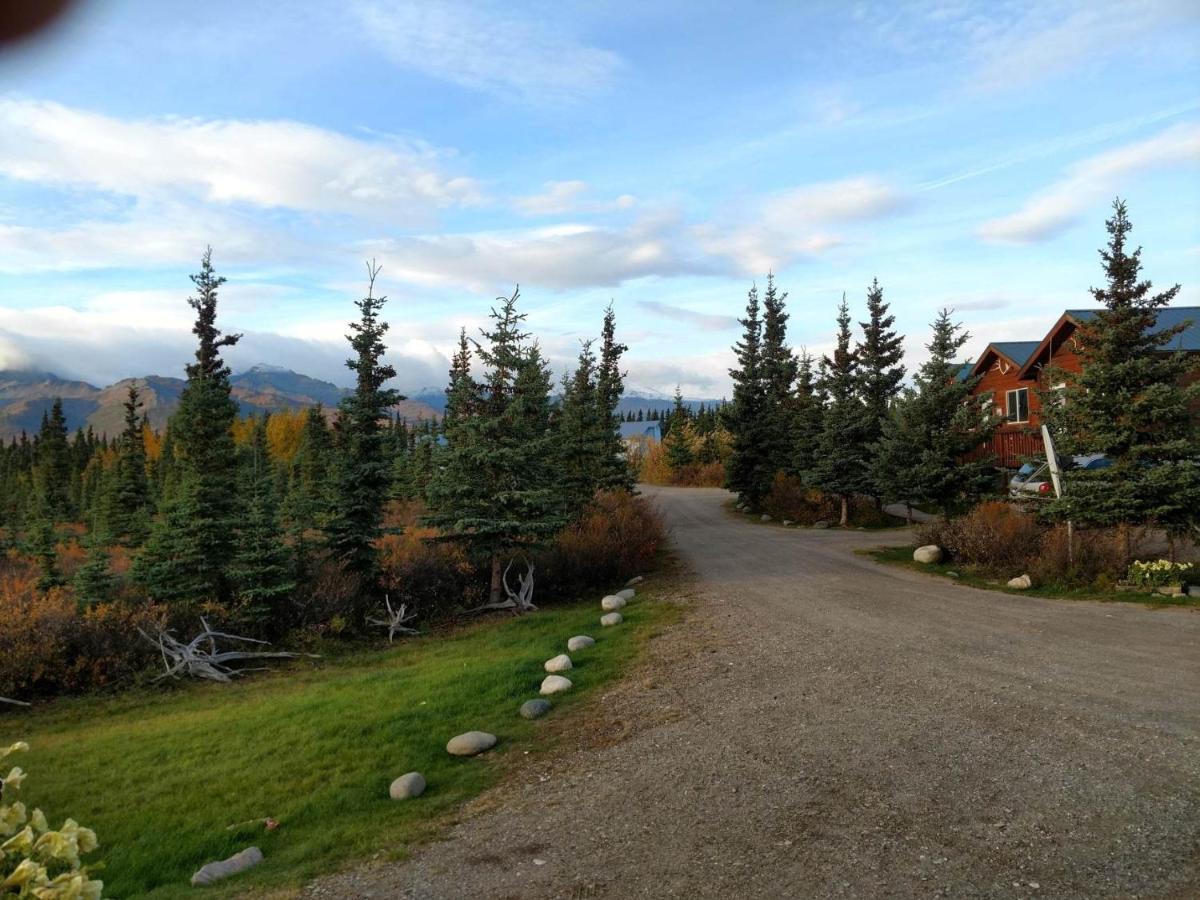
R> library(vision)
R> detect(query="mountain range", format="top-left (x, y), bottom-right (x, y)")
top-left (0, 366), bottom-right (724, 440)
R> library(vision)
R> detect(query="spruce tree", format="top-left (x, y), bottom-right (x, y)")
top-left (790, 350), bottom-right (824, 479)
top-left (811, 296), bottom-right (870, 526)
top-left (724, 284), bottom-right (769, 505)
top-left (135, 248), bottom-right (242, 608)
top-left (35, 399), bottom-right (72, 521)
top-left (663, 386), bottom-right (695, 471)
top-left (857, 278), bottom-right (906, 505)
top-left (870, 310), bottom-right (999, 518)
top-left (106, 384), bottom-right (152, 546)
top-left (557, 340), bottom-right (604, 508)
top-left (425, 289), bottom-right (567, 608)
top-left (1039, 199), bottom-right (1197, 551)
top-left (594, 305), bottom-right (633, 491)
top-left (325, 262), bottom-right (402, 596)
top-left (29, 514), bottom-right (63, 592)
top-left (74, 523), bottom-right (114, 606)
top-left (759, 274), bottom-right (798, 482)
top-left (231, 416), bottom-right (295, 628)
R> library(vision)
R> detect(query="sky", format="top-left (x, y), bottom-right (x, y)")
top-left (0, 0), bottom-right (1198, 397)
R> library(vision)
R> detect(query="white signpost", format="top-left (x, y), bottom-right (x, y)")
top-left (1041, 423), bottom-right (1073, 565)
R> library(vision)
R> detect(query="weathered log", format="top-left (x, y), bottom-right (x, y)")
top-left (140, 618), bottom-right (311, 683)
top-left (366, 594), bottom-right (419, 643)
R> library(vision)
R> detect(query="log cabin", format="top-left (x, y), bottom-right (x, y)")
top-left (964, 307), bottom-right (1200, 468)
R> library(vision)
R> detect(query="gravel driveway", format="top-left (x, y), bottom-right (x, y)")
top-left (309, 486), bottom-right (1200, 899)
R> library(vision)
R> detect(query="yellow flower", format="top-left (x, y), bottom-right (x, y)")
top-left (0, 801), bottom-right (28, 837)
top-left (1, 856), bottom-right (47, 890)
top-left (3, 766), bottom-right (26, 791)
top-left (2, 824), bottom-right (36, 856)
top-left (31, 808), bottom-right (49, 833)
top-left (0, 742), bottom-right (29, 762)
top-left (33, 828), bottom-right (82, 868)
top-left (32, 871), bottom-right (104, 899)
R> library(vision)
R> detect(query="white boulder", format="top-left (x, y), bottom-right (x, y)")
top-left (540, 675), bottom-right (573, 695)
top-left (191, 847), bottom-right (264, 886)
top-left (389, 772), bottom-right (426, 799)
top-left (600, 612), bottom-right (623, 627)
top-left (601, 595), bottom-right (626, 612)
top-left (446, 731), bottom-right (497, 756)
top-left (913, 545), bottom-right (943, 564)
top-left (544, 654), bottom-right (573, 673)
top-left (1007, 574), bottom-right (1032, 590)
top-left (616, 588), bottom-right (635, 601)
top-left (567, 635), bottom-right (595, 652)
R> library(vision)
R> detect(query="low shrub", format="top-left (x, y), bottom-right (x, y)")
top-left (378, 501), bottom-right (479, 623)
top-left (1126, 559), bottom-right (1195, 588)
top-left (760, 474), bottom-right (895, 527)
top-left (638, 440), bottom-right (726, 487)
top-left (536, 490), bottom-right (665, 599)
top-left (0, 562), bottom-right (166, 702)
top-left (919, 500), bottom-right (1043, 575)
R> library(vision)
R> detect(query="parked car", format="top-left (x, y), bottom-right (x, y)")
top-left (1008, 454), bottom-right (1111, 497)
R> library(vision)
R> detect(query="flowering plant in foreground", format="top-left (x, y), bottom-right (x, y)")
top-left (1126, 559), bottom-right (1194, 589)
top-left (1, 742), bottom-right (103, 899)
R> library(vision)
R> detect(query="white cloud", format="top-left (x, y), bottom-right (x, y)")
top-left (353, 0), bottom-right (621, 103)
top-left (514, 180), bottom-right (589, 215)
top-left (364, 212), bottom-right (707, 292)
top-left (513, 180), bottom-right (640, 217)
top-left (978, 122), bottom-right (1200, 243)
top-left (696, 177), bottom-right (911, 274)
top-left (0, 97), bottom-right (481, 219)
top-left (635, 300), bottom-right (738, 332)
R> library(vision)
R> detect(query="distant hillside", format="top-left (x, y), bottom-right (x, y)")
top-left (0, 365), bottom-right (439, 439)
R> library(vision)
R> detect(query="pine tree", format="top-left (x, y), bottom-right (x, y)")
top-left (29, 513), bottom-right (63, 592)
top-left (425, 289), bottom-right (568, 608)
top-left (558, 340), bottom-right (604, 507)
top-left (135, 247), bottom-right (242, 608)
top-left (870, 310), bottom-right (1000, 518)
top-left (790, 350), bottom-right (824, 479)
top-left (325, 262), bottom-right (403, 597)
top-left (759, 274), bottom-right (798, 482)
top-left (663, 386), bottom-right (695, 471)
top-left (811, 296), bottom-right (869, 526)
top-left (35, 399), bottom-right (72, 521)
top-left (724, 284), bottom-right (769, 505)
top-left (594, 305), bottom-right (633, 491)
top-left (106, 384), bottom-right (152, 546)
top-left (74, 522), bottom-right (114, 606)
top-left (1039, 199), bottom-right (1198, 551)
top-left (231, 416), bottom-right (295, 628)
top-left (857, 278), bottom-right (906, 505)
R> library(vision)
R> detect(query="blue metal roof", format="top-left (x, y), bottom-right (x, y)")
top-left (1067, 307), bottom-right (1200, 351)
top-left (954, 362), bottom-right (973, 383)
top-left (619, 421), bottom-right (661, 440)
top-left (990, 340), bottom-right (1042, 367)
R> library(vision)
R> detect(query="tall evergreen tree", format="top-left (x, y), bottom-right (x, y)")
top-left (425, 289), bottom-right (567, 608)
top-left (30, 514), bottom-right (63, 592)
top-left (759, 273), bottom-right (798, 482)
top-left (594, 304), bottom-right (633, 491)
top-left (857, 279), bottom-right (906, 504)
top-left (231, 416), bottom-right (295, 628)
top-left (558, 340), bottom-right (605, 507)
top-left (1039, 199), bottom-right (1198, 552)
top-left (74, 522), bottom-right (114, 606)
top-left (663, 386), bottom-right (695, 471)
top-left (790, 350), bottom-right (824, 479)
top-left (135, 248), bottom-right (242, 608)
top-left (325, 263), bottom-right (403, 597)
top-left (811, 296), bottom-right (869, 526)
top-left (35, 399), bottom-right (72, 521)
top-left (871, 310), bottom-right (999, 518)
top-left (724, 284), bottom-right (769, 505)
top-left (106, 384), bottom-right (152, 546)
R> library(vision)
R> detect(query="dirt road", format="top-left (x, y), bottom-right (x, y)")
top-left (310, 486), bottom-right (1200, 899)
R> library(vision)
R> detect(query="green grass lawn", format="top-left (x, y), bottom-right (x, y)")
top-left (2, 590), bottom-right (677, 898)
top-left (863, 545), bottom-right (1199, 607)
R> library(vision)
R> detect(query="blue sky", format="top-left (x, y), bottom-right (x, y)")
top-left (0, 0), bottom-right (1198, 396)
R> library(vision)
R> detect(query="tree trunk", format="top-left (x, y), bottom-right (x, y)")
top-left (839, 495), bottom-right (849, 528)
top-left (1119, 523), bottom-right (1132, 569)
top-left (489, 552), bottom-right (502, 606)
top-left (905, 503), bottom-right (913, 525)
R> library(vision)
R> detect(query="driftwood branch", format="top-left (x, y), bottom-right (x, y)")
top-left (0, 696), bottom-right (30, 707)
top-left (470, 557), bottom-right (537, 614)
top-left (140, 618), bottom-right (312, 683)
top-left (366, 594), bottom-right (419, 643)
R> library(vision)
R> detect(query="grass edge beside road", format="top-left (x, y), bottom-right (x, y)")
top-left (862, 545), bottom-right (1200, 609)
top-left (2, 587), bottom-right (682, 899)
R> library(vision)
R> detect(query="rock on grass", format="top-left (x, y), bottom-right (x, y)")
top-left (540, 675), bottom-right (573, 695)
top-left (567, 635), bottom-right (595, 652)
top-left (446, 731), bottom-right (498, 756)
top-left (520, 699), bottom-right (551, 719)
top-left (389, 772), bottom-right (426, 799)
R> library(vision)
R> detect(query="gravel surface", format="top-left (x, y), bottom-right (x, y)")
top-left (306, 486), bottom-right (1200, 899)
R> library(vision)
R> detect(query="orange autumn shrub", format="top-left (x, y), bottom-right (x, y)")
top-left (376, 499), bottom-right (479, 620)
top-left (537, 490), bottom-right (665, 598)
top-left (0, 561), bottom-right (166, 701)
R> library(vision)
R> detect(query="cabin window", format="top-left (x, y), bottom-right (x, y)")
top-left (1005, 388), bottom-right (1029, 423)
